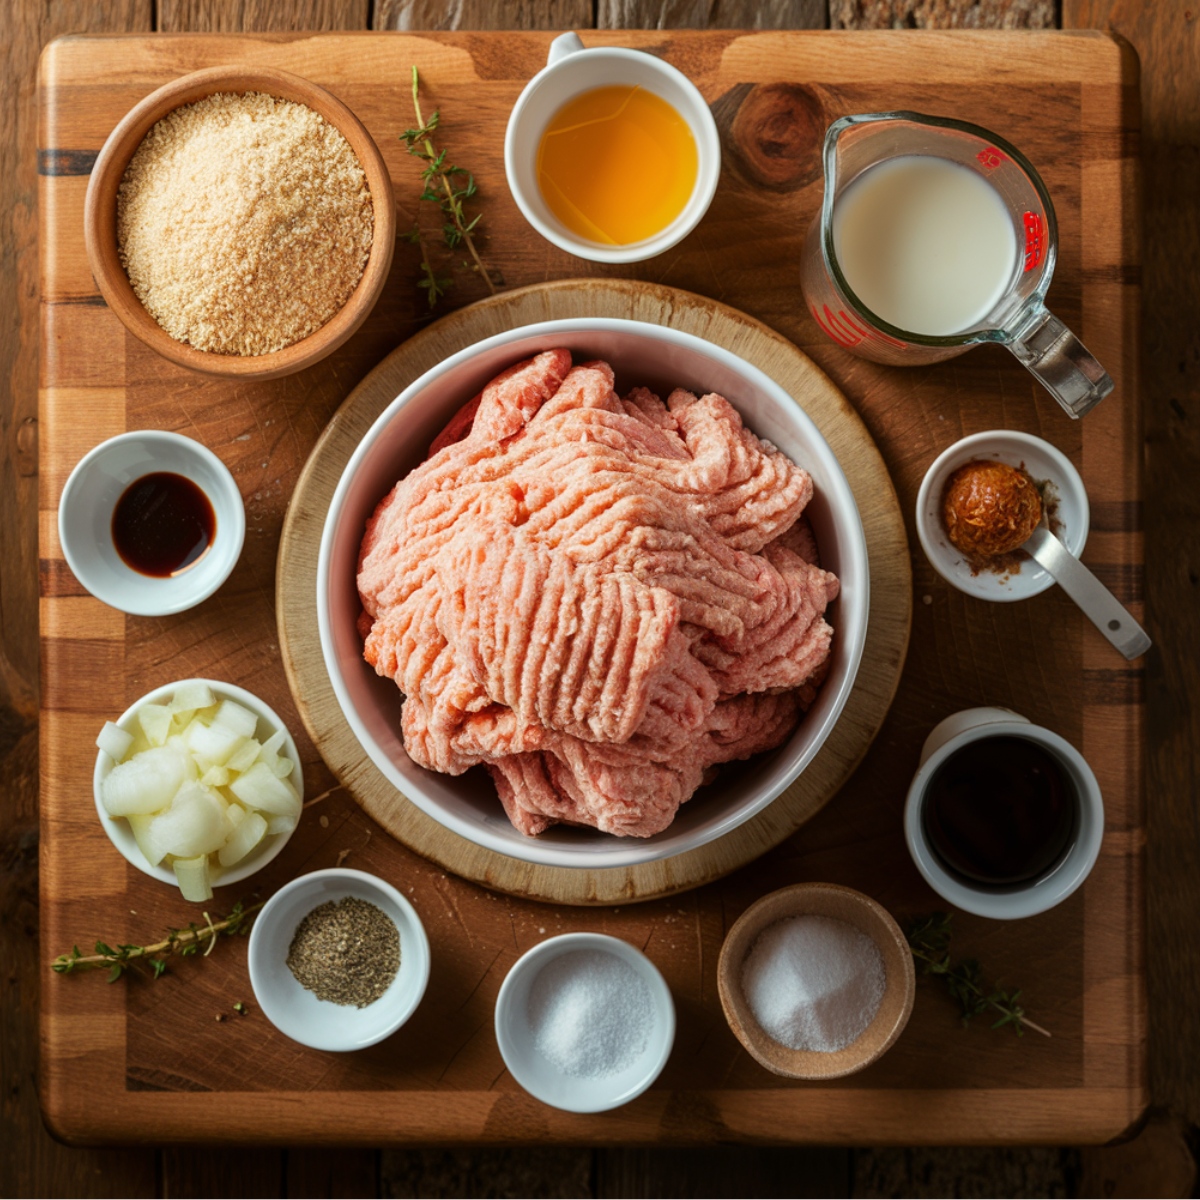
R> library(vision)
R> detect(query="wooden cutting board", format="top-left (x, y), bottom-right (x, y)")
top-left (276, 279), bottom-right (910, 905)
top-left (38, 30), bottom-right (1144, 1146)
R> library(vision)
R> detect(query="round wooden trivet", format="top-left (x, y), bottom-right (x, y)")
top-left (277, 279), bottom-right (911, 905)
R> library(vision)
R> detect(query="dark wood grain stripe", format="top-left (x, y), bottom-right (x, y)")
top-left (38, 149), bottom-right (98, 176)
top-left (126, 1069), bottom-right (212, 1093)
top-left (1091, 500), bottom-right (1143, 533)
top-left (1091, 562), bottom-right (1144, 603)
top-left (1084, 667), bottom-right (1145, 705)
top-left (40, 637), bottom-right (123, 710)
top-left (44, 295), bottom-right (108, 307)
top-left (39, 558), bottom-right (90, 598)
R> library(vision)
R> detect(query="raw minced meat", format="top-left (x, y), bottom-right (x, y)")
top-left (356, 350), bottom-right (839, 838)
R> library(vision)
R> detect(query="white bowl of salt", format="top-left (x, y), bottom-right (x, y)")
top-left (494, 932), bottom-right (675, 1113)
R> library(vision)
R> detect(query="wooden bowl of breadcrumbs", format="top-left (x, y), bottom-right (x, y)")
top-left (84, 66), bottom-right (395, 381)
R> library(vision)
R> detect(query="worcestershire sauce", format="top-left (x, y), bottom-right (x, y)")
top-left (922, 736), bottom-right (1077, 887)
top-left (112, 472), bottom-right (215, 577)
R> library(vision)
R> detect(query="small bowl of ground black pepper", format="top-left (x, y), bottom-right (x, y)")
top-left (84, 66), bottom-right (395, 381)
top-left (248, 868), bottom-right (430, 1051)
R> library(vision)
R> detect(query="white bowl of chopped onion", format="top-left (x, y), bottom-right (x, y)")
top-left (93, 678), bottom-right (304, 902)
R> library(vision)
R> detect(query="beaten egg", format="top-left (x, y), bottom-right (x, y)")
top-left (536, 85), bottom-right (698, 246)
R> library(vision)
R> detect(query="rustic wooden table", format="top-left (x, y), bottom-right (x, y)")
top-left (4, 1), bottom-right (1199, 1197)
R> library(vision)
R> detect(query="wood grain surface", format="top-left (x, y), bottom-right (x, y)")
top-left (276, 279), bottom-right (910, 905)
top-left (36, 26), bottom-right (1144, 1151)
top-left (4, 0), bottom-right (1197, 1197)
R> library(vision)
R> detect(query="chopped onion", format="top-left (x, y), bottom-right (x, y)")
top-left (97, 685), bottom-right (300, 898)
top-left (171, 682), bottom-right (215, 712)
top-left (214, 699), bottom-right (259, 739)
top-left (229, 761), bottom-right (301, 817)
top-left (96, 721), bottom-right (134, 763)
top-left (128, 813), bottom-right (166, 867)
top-left (200, 764), bottom-right (232, 788)
top-left (137, 703), bottom-right (173, 747)
top-left (173, 855), bottom-right (212, 903)
top-left (226, 738), bottom-right (261, 773)
top-left (265, 813), bottom-right (297, 837)
top-left (218, 811), bottom-right (268, 867)
top-left (149, 782), bottom-right (228, 858)
top-left (101, 745), bottom-right (192, 816)
top-left (184, 719), bottom-right (244, 767)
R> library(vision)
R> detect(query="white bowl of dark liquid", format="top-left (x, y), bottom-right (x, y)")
top-left (58, 430), bottom-right (245, 616)
top-left (903, 707), bottom-right (1104, 920)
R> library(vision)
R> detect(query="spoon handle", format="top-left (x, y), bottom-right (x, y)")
top-left (1024, 527), bottom-right (1151, 660)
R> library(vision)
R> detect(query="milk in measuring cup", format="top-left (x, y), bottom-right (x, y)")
top-left (831, 155), bottom-right (1018, 338)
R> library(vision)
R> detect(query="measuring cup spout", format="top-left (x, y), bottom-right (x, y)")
top-left (1007, 308), bottom-right (1113, 419)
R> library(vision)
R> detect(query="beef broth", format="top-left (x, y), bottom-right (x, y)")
top-left (922, 735), bottom-right (1077, 887)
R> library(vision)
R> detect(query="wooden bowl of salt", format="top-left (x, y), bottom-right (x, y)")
top-left (717, 882), bottom-right (915, 1080)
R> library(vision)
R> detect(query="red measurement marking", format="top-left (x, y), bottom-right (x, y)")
top-left (976, 147), bottom-right (1007, 170)
top-left (838, 306), bottom-right (907, 349)
top-left (813, 304), bottom-right (862, 347)
top-left (812, 304), bottom-right (907, 350)
top-left (1023, 210), bottom-right (1047, 271)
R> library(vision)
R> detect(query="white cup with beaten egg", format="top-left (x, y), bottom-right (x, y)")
top-left (504, 32), bottom-right (721, 263)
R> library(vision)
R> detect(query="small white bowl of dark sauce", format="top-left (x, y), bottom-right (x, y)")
top-left (904, 707), bottom-right (1104, 919)
top-left (58, 430), bottom-right (245, 615)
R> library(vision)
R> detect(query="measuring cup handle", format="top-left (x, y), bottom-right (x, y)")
top-left (1007, 307), bottom-right (1114, 420)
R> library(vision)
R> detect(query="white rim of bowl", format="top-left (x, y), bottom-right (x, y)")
top-left (247, 867), bottom-right (431, 1051)
top-left (58, 429), bottom-right (246, 616)
top-left (903, 720), bottom-right (1105, 919)
top-left (503, 48), bottom-right (721, 264)
top-left (92, 677), bottom-right (305, 891)
top-left (915, 429), bottom-right (1089, 602)
top-left (494, 932), bottom-right (675, 1113)
top-left (315, 317), bottom-right (870, 870)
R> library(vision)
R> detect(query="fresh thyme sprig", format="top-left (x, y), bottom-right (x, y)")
top-left (400, 65), bottom-right (498, 307)
top-left (906, 912), bottom-right (1051, 1038)
top-left (51, 900), bottom-right (261, 983)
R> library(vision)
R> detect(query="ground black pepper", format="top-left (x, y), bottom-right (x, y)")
top-left (286, 896), bottom-right (400, 1008)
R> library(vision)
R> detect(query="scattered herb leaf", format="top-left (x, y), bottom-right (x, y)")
top-left (51, 901), bottom-right (261, 982)
top-left (906, 912), bottom-right (1050, 1038)
top-left (400, 65), bottom-right (499, 307)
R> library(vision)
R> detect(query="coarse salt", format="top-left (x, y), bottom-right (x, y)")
top-left (741, 914), bottom-right (885, 1052)
top-left (527, 949), bottom-right (653, 1078)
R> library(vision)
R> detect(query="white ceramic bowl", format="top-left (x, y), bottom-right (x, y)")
top-left (904, 708), bottom-right (1104, 919)
top-left (494, 933), bottom-right (674, 1113)
top-left (916, 430), bottom-right (1088, 601)
top-left (504, 33), bottom-right (721, 263)
top-left (316, 317), bottom-right (869, 870)
top-left (247, 868), bottom-right (431, 1052)
top-left (58, 429), bottom-right (245, 616)
top-left (93, 678), bottom-right (304, 892)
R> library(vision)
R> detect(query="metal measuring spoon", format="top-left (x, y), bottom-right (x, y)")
top-left (1021, 520), bottom-right (1151, 660)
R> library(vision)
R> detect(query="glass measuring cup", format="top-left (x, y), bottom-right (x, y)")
top-left (800, 112), bottom-right (1112, 419)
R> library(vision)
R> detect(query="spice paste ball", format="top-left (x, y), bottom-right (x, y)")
top-left (941, 460), bottom-right (1043, 559)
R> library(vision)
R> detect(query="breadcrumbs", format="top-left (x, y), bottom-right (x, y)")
top-left (117, 91), bottom-right (374, 356)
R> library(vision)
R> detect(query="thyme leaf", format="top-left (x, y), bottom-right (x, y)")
top-left (906, 912), bottom-right (1051, 1038)
top-left (50, 901), bottom-right (261, 982)
top-left (399, 65), bottom-right (499, 307)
